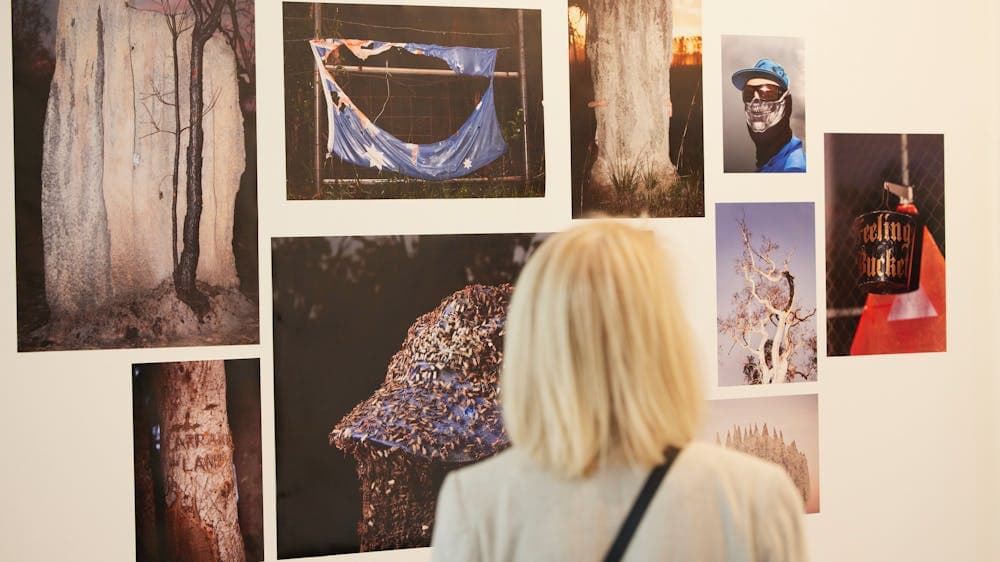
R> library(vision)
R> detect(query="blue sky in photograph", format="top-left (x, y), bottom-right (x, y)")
top-left (715, 202), bottom-right (817, 386)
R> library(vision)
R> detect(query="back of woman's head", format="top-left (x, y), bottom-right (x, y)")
top-left (501, 220), bottom-right (702, 477)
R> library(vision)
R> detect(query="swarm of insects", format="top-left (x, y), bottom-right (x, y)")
top-left (330, 284), bottom-right (513, 551)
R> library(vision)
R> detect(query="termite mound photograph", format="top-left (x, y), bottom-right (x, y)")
top-left (12, 0), bottom-right (258, 351)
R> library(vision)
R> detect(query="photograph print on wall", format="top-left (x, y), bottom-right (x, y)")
top-left (701, 393), bottom-right (820, 514)
top-left (272, 233), bottom-right (547, 557)
top-left (716, 202), bottom-right (818, 386)
top-left (282, 2), bottom-right (544, 200)
top-left (825, 133), bottom-right (946, 356)
top-left (12, 0), bottom-right (259, 351)
top-left (132, 359), bottom-right (263, 562)
top-left (721, 35), bottom-right (806, 174)
top-left (569, 0), bottom-right (705, 218)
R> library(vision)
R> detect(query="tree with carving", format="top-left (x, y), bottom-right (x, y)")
top-left (176, 0), bottom-right (227, 314)
top-left (719, 217), bottom-right (816, 383)
top-left (147, 361), bottom-right (245, 561)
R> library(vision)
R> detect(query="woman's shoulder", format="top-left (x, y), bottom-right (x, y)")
top-left (674, 441), bottom-right (804, 518)
top-left (450, 442), bottom-right (790, 484)
top-left (446, 447), bottom-right (535, 489)
top-left (445, 441), bottom-right (796, 503)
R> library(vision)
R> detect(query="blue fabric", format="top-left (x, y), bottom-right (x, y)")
top-left (404, 43), bottom-right (499, 77)
top-left (758, 135), bottom-right (806, 173)
top-left (312, 40), bottom-right (508, 181)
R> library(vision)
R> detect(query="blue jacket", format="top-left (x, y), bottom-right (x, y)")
top-left (759, 136), bottom-right (806, 173)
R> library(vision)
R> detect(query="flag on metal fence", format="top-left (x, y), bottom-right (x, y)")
top-left (310, 38), bottom-right (508, 181)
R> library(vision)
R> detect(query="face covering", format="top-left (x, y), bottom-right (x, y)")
top-left (747, 93), bottom-right (794, 169)
top-left (745, 91), bottom-right (789, 133)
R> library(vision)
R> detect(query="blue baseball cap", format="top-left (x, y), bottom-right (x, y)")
top-left (732, 58), bottom-right (790, 90)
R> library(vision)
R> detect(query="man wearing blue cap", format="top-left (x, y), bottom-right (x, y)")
top-left (731, 58), bottom-right (806, 173)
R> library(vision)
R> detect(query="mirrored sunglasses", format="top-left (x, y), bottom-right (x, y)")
top-left (742, 83), bottom-right (788, 103)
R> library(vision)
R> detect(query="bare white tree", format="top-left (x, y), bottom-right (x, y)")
top-left (718, 218), bottom-right (816, 383)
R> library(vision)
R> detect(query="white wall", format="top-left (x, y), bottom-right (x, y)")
top-left (1, 0), bottom-right (997, 560)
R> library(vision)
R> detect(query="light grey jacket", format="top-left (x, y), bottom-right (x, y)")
top-left (431, 442), bottom-right (808, 562)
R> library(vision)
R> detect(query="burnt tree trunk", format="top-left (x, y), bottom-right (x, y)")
top-left (169, 13), bottom-right (182, 278)
top-left (176, 0), bottom-right (225, 315)
top-left (154, 361), bottom-right (245, 562)
top-left (586, 0), bottom-right (675, 193)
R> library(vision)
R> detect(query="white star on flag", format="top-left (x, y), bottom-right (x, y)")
top-left (463, 158), bottom-right (473, 169)
top-left (456, 62), bottom-right (464, 72)
top-left (363, 144), bottom-right (388, 171)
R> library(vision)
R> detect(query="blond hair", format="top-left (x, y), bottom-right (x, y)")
top-left (501, 220), bottom-right (702, 477)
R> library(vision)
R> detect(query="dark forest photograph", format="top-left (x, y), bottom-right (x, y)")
top-left (11, 0), bottom-right (258, 351)
top-left (132, 359), bottom-right (263, 562)
top-left (569, 0), bottom-right (704, 217)
top-left (271, 233), bottom-right (546, 557)
top-left (282, 2), bottom-right (544, 200)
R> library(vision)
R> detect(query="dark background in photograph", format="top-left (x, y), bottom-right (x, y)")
top-left (282, 3), bottom-right (544, 200)
top-left (132, 359), bottom-right (263, 562)
top-left (569, 0), bottom-right (705, 217)
top-left (824, 133), bottom-right (945, 355)
top-left (11, 0), bottom-right (259, 350)
top-left (721, 35), bottom-right (806, 173)
top-left (272, 233), bottom-right (545, 558)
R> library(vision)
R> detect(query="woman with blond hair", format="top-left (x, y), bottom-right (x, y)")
top-left (431, 220), bottom-right (807, 562)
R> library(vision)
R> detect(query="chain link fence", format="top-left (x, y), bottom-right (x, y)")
top-left (824, 133), bottom-right (945, 356)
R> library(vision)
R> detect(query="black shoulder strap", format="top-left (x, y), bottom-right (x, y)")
top-left (602, 446), bottom-right (681, 562)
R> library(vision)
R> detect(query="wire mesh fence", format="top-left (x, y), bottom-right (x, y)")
top-left (281, 3), bottom-right (544, 199)
top-left (824, 133), bottom-right (945, 356)
top-left (320, 70), bottom-right (534, 184)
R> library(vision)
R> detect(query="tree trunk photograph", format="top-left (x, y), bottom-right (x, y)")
top-left (586, 0), bottom-right (675, 192)
top-left (569, 0), bottom-right (704, 218)
top-left (132, 359), bottom-right (263, 562)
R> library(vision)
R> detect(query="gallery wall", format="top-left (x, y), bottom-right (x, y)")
top-left (1, 0), bottom-right (998, 561)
